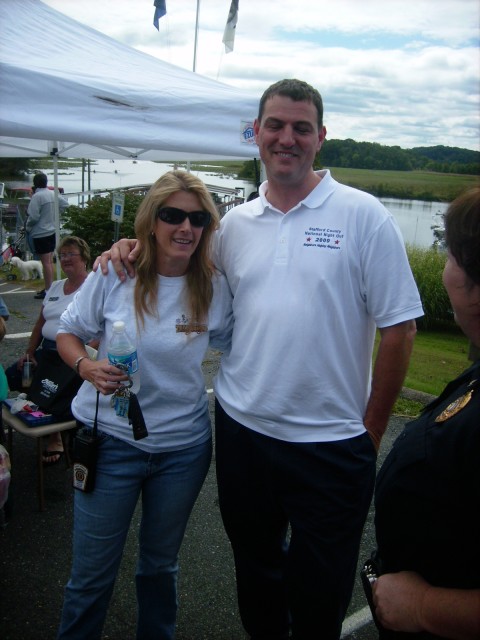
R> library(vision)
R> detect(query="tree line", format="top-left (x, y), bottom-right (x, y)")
top-left (318, 140), bottom-right (479, 174)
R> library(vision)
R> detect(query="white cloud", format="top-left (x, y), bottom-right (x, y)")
top-left (43, 0), bottom-right (480, 150)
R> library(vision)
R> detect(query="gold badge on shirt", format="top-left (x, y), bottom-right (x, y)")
top-left (434, 390), bottom-right (473, 423)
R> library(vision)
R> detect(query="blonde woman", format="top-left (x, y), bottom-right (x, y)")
top-left (56, 171), bottom-right (232, 640)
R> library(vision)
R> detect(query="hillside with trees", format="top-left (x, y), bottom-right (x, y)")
top-left (317, 140), bottom-right (479, 174)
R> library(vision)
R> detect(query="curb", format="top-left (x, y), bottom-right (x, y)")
top-left (400, 386), bottom-right (436, 405)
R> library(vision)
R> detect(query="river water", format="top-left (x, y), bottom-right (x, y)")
top-left (378, 197), bottom-right (446, 247)
top-left (15, 159), bottom-right (449, 249)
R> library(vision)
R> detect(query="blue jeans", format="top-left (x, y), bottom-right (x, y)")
top-left (58, 432), bottom-right (212, 640)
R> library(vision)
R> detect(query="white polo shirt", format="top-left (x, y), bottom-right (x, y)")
top-left (213, 170), bottom-right (423, 442)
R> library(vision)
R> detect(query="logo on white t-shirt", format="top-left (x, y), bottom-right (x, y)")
top-left (175, 313), bottom-right (208, 334)
top-left (303, 226), bottom-right (344, 250)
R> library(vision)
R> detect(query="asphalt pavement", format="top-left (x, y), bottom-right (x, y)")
top-left (0, 275), bottom-right (428, 640)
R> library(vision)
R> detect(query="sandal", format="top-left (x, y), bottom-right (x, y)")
top-left (42, 449), bottom-right (64, 466)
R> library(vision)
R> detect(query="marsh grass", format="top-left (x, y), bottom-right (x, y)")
top-left (406, 245), bottom-right (451, 328)
top-left (328, 167), bottom-right (479, 201)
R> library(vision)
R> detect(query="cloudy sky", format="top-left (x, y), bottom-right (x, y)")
top-left (44, 0), bottom-right (479, 151)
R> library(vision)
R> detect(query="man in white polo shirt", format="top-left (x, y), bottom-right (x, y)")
top-left (212, 79), bottom-right (422, 640)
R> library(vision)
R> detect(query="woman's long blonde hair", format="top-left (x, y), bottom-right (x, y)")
top-left (133, 170), bottom-right (220, 328)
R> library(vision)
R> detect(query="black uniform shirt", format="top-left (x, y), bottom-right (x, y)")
top-left (375, 360), bottom-right (480, 590)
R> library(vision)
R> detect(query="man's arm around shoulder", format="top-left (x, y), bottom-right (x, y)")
top-left (93, 238), bottom-right (140, 281)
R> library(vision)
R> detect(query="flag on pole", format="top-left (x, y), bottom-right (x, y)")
top-left (222, 0), bottom-right (239, 53)
top-left (153, 0), bottom-right (166, 30)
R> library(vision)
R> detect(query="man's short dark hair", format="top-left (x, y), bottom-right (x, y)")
top-left (33, 173), bottom-right (48, 189)
top-left (258, 79), bottom-right (324, 129)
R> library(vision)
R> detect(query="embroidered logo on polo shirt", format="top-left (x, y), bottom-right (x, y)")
top-left (303, 226), bottom-right (344, 250)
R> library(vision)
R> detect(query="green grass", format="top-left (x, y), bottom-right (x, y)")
top-left (392, 396), bottom-right (426, 419)
top-left (403, 329), bottom-right (471, 395)
top-left (377, 327), bottom-right (471, 396)
top-left (373, 328), bottom-right (472, 417)
top-left (328, 167), bottom-right (479, 202)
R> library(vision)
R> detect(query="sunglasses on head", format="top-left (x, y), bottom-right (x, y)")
top-left (156, 206), bottom-right (211, 228)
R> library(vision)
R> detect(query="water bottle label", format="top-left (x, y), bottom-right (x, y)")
top-left (108, 351), bottom-right (139, 375)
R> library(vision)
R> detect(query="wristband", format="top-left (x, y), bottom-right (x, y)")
top-left (74, 355), bottom-right (88, 374)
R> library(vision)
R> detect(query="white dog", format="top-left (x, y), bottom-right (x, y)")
top-left (10, 256), bottom-right (44, 281)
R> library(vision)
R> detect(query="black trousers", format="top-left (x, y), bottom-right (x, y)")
top-left (215, 401), bottom-right (376, 640)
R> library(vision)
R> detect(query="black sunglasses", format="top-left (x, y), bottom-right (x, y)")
top-left (156, 206), bottom-right (211, 228)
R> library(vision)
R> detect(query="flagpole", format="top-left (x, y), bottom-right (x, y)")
top-left (193, 0), bottom-right (200, 72)
top-left (187, 0), bottom-right (200, 174)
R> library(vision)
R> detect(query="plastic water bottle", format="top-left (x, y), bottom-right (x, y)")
top-left (107, 321), bottom-right (140, 394)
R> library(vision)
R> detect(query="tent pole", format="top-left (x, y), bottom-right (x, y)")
top-left (81, 158), bottom-right (85, 208)
top-left (88, 160), bottom-right (91, 201)
top-left (51, 145), bottom-right (61, 280)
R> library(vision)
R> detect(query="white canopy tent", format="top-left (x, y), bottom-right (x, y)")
top-left (0, 0), bottom-right (259, 162)
top-left (0, 0), bottom-right (260, 272)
